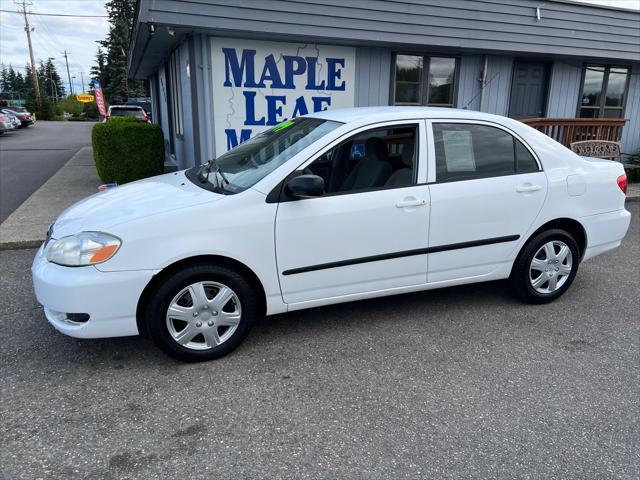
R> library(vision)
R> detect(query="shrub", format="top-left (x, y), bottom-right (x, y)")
top-left (92, 117), bottom-right (165, 184)
top-left (626, 153), bottom-right (640, 183)
top-left (57, 95), bottom-right (83, 117)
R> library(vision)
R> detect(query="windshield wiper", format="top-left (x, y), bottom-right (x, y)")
top-left (196, 159), bottom-right (229, 190)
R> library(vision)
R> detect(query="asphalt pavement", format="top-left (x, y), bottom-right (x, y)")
top-left (0, 121), bottom-right (94, 223)
top-left (0, 203), bottom-right (638, 480)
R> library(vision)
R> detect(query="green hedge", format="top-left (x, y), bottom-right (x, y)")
top-left (92, 117), bottom-right (165, 184)
top-left (626, 153), bottom-right (640, 183)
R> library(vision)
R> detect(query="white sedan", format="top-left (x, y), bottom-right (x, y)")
top-left (32, 107), bottom-right (631, 361)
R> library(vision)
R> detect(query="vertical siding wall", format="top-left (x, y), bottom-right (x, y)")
top-left (457, 55), bottom-right (482, 111)
top-left (621, 63), bottom-right (640, 155)
top-left (355, 47), bottom-right (391, 107)
top-left (481, 56), bottom-right (513, 116)
top-left (546, 60), bottom-right (582, 117)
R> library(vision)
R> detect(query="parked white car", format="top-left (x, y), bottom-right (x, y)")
top-left (32, 107), bottom-right (631, 361)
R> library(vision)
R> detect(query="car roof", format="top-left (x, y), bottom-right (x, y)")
top-left (109, 105), bottom-right (143, 109)
top-left (307, 106), bottom-right (510, 124)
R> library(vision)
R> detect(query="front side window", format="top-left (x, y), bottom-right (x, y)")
top-left (196, 118), bottom-right (341, 193)
top-left (579, 65), bottom-right (630, 118)
top-left (305, 124), bottom-right (418, 194)
top-left (433, 123), bottom-right (538, 182)
top-left (393, 54), bottom-right (457, 107)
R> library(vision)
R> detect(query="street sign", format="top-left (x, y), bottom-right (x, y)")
top-left (76, 93), bottom-right (95, 103)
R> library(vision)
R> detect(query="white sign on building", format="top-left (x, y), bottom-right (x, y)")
top-left (211, 38), bottom-right (356, 156)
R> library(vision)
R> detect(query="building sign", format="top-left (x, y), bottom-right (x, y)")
top-left (76, 93), bottom-right (95, 103)
top-left (211, 38), bottom-right (355, 156)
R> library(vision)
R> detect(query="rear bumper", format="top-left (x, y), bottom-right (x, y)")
top-left (581, 208), bottom-right (631, 261)
top-left (32, 243), bottom-right (155, 338)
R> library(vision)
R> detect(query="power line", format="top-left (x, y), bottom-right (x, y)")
top-left (0, 9), bottom-right (107, 18)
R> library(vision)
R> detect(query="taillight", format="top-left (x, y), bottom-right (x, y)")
top-left (617, 174), bottom-right (627, 194)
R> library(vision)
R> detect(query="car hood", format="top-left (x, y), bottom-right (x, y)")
top-left (52, 171), bottom-right (222, 237)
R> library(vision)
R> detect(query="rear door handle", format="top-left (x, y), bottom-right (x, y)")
top-left (396, 199), bottom-right (428, 208)
top-left (516, 184), bottom-right (542, 193)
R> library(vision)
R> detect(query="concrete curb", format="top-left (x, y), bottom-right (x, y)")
top-left (0, 146), bottom-right (100, 251)
top-left (0, 240), bottom-right (43, 251)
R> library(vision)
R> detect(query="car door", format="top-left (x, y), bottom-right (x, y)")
top-left (426, 120), bottom-right (547, 283)
top-left (275, 121), bottom-right (430, 305)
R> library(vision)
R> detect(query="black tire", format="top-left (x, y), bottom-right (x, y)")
top-left (145, 263), bottom-right (259, 362)
top-left (511, 229), bottom-right (580, 304)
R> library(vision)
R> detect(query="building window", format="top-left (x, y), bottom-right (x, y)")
top-left (393, 54), bottom-right (457, 107)
top-left (169, 49), bottom-right (184, 136)
top-left (578, 65), bottom-right (630, 119)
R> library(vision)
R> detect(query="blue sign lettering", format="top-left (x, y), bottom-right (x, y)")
top-left (225, 128), bottom-right (252, 150)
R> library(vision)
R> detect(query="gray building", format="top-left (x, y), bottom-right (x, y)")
top-left (129, 0), bottom-right (640, 169)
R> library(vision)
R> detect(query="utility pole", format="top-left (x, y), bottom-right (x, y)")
top-left (79, 71), bottom-right (85, 93)
top-left (17, 0), bottom-right (41, 109)
top-left (62, 50), bottom-right (73, 95)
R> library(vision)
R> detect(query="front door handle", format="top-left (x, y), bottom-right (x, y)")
top-left (516, 184), bottom-right (542, 193)
top-left (396, 198), bottom-right (428, 208)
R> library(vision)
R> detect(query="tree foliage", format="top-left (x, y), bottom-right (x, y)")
top-left (96, 0), bottom-right (147, 104)
top-left (37, 59), bottom-right (66, 101)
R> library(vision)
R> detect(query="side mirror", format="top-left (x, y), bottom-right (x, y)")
top-left (285, 174), bottom-right (325, 198)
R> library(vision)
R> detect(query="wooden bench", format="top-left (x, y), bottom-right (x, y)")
top-left (570, 140), bottom-right (640, 172)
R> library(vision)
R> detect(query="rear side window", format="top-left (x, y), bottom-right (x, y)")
top-left (433, 123), bottom-right (539, 182)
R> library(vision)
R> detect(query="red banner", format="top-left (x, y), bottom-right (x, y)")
top-left (93, 80), bottom-right (107, 117)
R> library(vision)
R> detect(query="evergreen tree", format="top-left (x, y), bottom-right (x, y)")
top-left (24, 63), bottom-right (34, 92)
top-left (2, 66), bottom-right (27, 99)
top-left (89, 48), bottom-right (107, 94)
top-left (37, 59), bottom-right (65, 101)
top-left (0, 65), bottom-right (8, 94)
top-left (97, 0), bottom-right (147, 104)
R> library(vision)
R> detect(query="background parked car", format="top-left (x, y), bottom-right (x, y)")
top-left (2, 107), bottom-right (33, 128)
top-left (0, 109), bottom-right (20, 130)
top-left (104, 105), bottom-right (150, 122)
top-left (0, 113), bottom-right (11, 134)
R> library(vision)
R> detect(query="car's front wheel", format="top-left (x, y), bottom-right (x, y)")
top-left (511, 229), bottom-right (580, 304)
top-left (145, 264), bottom-right (259, 362)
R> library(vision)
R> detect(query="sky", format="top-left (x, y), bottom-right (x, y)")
top-left (0, 0), bottom-right (108, 95)
top-left (0, 0), bottom-right (638, 96)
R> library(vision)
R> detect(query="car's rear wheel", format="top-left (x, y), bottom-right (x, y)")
top-left (511, 229), bottom-right (580, 304)
top-left (145, 264), bottom-right (258, 362)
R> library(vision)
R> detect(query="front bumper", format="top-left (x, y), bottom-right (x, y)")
top-left (31, 243), bottom-right (156, 338)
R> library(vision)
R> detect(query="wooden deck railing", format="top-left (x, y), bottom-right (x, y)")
top-left (521, 118), bottom-right (628, 148)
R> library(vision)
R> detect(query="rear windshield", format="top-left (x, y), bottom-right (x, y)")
top-left (110, 108), bottom-right (145, 118)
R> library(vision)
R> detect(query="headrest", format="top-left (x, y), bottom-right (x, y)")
top-left (401, 139), bottom-right (415, 166)
top-left (365, 137), bottom-right (388, 162)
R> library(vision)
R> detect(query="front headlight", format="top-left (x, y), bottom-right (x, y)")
top-left (46, 232), bottom-right (121, 266)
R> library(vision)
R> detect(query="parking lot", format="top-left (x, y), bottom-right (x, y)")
top-left (1, 202), bottom-right (638, 479)
top-left (0, 121), bottom-right (93, 222)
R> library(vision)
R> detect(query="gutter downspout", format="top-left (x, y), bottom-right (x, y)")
top-left (480, 54), bottom-right (488, 113)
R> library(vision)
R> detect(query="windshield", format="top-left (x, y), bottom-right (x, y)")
top-left (205, 117), bottom-right (341, 193)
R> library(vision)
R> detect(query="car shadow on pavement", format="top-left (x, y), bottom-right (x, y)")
top-left (24, 279), bottom-right (520, 369)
